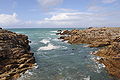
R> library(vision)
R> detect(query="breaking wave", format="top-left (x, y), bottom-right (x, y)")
top-left (38, 43), bottom-right (60, 51)
top-left (50, 31), bottom-right (57, 33)
top-left (40, 39), bottom-right (50, 44)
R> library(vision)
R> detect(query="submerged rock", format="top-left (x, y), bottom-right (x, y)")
top-left (0, 29), bottom-right (35, 80)
top-left (58, 27), bottom-right (120, 79)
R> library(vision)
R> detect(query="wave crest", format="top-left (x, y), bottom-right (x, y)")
top-left (40, 39), bottom-right (50, 44)
top-left (38, 43), bottom-right (60, 51)
top-left (50, 31), bottom-right (57, 33)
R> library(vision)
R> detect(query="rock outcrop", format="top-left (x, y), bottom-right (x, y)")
top-left (0, 29), bottom-right (35, 80)
top-left (58, 27), bottom-right (120, 79)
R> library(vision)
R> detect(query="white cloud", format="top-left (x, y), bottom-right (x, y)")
top-left (35, 12), bottom-right (108, 27)
top-left (88, 6), bottom-right (105, 11)
top-left (1, 9), bottom-right (120, 28)
top-left (34, 10), bottom-right (120, 27)
top-left (55, 8), bottom-right (79, 12)
top-left (102, 0), bottom-right (117, 3)
top-left (37, 0), bottom-right (63, 10)
top-left (44, 12), bottom-right (97, 21)
top-left (0, 13), bottom-right (19, 27)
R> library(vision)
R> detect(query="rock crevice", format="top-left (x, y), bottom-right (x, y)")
top-left (0, 29), bottom-right (35, 80)
top-left (58, 27), bottom-right (120, 79)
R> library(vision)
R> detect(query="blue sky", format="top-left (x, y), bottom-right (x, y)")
top-left (0, 0), bottom-right (120, 28)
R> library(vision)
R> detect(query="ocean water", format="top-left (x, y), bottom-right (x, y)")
top-left (8, 28), bottom-right (115, 80)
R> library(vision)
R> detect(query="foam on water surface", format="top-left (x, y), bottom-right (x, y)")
top-left (50, 31), bottom-right (58, 33)
top-left (10, 28), bottom-right (113, 80)
top-left (40, 39), bottom-right (50, 44)
top-left (50, 33), bottom-right (56, 35)
top-left (38, 43), bottom-right (60, 51)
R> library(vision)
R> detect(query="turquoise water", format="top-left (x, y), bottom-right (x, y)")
top-left (8, 28), bottom-right (115, 80)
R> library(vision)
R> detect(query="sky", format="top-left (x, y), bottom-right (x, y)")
top-left (0, 0), bottom-right (120, 28)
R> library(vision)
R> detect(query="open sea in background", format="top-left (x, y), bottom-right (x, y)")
top-left (8, 28), bottom-right (115, 80)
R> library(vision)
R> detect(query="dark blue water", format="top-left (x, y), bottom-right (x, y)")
top-left (8, 28), bottom-right (114, 80)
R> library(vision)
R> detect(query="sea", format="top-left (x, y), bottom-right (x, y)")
top-left (8, 28), bottom-right (115, 80)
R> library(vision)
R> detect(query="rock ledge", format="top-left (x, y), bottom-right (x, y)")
top-left (58, 27), bottom-right (120, 79)
top-left (0, 29), bottom-right (35, 80)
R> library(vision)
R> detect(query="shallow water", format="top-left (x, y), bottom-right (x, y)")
top-left (8, 28), bottom-right (115, 80)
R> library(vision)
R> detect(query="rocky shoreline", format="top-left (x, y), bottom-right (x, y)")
top-left (0, 28), bottom-right (35, 80)
top-left (57, 27), bottom-right (120, 79)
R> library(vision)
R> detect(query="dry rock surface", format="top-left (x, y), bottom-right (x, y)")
top-left (57, 27), bottom-right (120, 79)
top-left (0, 29), bottom-right (35, 80)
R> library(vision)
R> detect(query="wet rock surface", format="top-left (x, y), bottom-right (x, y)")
top-left (58, 27), bottom-right (120, 79)
top-left (0, 29), bottom-right (35, 80)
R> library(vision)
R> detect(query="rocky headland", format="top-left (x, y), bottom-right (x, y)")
top-left (0, 28), bottom-right (35, 80)
top-left (57, 27), bottom-right (120, 79)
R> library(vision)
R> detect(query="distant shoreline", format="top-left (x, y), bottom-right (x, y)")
top-left (4, 26), bottom-right (120, 29)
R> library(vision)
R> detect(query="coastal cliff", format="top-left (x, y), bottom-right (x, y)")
top-left (0, 29), bottom-right (35, 80)
top-left (58, 27), bottom-right (120, 79)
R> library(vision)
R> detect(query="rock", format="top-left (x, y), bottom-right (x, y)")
top-left (56, 33), bottom-right (61, 35)
top-left (0, 29), bottom-right (35, 80)
top-left (57, 30), bottom-right (62, 32)
top-left (88, 27), bottom-right (93, 29)
top-left (97, 53), bottom-right (120, 79)
top-left (58, 27), bottom-right (120, 79)
top-left (58, 36), bottom-right (66, 39)
top-left (61, 30), bottom-right (70, 35)
top-left (88, 41), bottom-right (110, 47)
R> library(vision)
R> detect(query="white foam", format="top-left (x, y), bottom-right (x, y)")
top-left (25, 70), bottom-right (33, 75)
top-left (52, 38), bottom-right (59, 41)
top-left (90, 55), bottom-right (106, 73)
top-left (62, 46), bottom-right (68, 49)
top-left (30, 42), bottom-right (37, 45)
top-left (90, 56), bottom-right (101, 61)
top-left (16, 32), bottom-right (24, 34)
top-left (50, 33), bottom-right (56, 35)
top-left (64, 41), bottom-right (68, 43)
top-left (70, 53), bottom-right (75, 55)
top-left (97, 62), bottom-right (106, 69)
top-left (38, 43), bottom-right (60, 51)
top-left (33, 63), bottom-right (39, 69)
top-left (17, 70), bottom-right (33, 80)
top-left (83, 76), bottom-right (90, 80)
top-left (17, 63), bottom-right (38, 80)
top-left (40, 39), bottom-right (50, 44)
top-left (50, 31), bottom-right (57, 33)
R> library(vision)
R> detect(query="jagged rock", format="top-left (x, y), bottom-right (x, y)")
top-left (58, 27), bottom-right (120, 79)
top-left (57, 30), bottom-right (62, 32)
top-left (96, 43), bottom-right (120, 78)
top-left (61, 30), bottom-right (70, 35)
top-left (0, 29), bottom-right (35, 80)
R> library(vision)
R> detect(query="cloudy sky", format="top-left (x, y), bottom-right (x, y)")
top-left (0, 0), bottom-right (120, 28)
